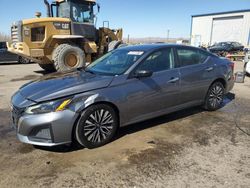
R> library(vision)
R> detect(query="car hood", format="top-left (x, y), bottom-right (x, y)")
top-left (19, 70), bottom-right (114, 103)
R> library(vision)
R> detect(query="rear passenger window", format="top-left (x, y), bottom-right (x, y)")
top-left (177, 48), bottom-right (209, 67)
top-left (137, 48), bottom-right (174, 72)
top-left (199, 50), bottom-right (210, 63)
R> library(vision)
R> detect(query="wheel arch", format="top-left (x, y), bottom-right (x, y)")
top-left (211, 77), bottom-right (227, 89)
top-left (50, 37), bottom-right (84, 51)
top-left (203, 77), bottom-right (227, 103)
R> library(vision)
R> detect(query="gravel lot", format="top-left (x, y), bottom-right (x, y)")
top-left (0, 62), bottom-right (249, 188)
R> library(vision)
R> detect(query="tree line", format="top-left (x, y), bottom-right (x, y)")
top-left (0, 32), bottom-right (11, 42)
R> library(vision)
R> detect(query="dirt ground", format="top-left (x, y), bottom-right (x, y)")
top-left (0, 61), bottom-right (249, 188)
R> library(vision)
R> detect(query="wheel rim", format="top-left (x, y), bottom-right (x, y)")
top-left (19, 57), bottom-right (24, 63)
top-left (65, 53), bottom-right (78, 67)
top-left (83, 109), bottom-right (114, 143)
top-left (19, 57), bottom-right (27, 64)
top-left (209, 85), bottom-right (224, 108)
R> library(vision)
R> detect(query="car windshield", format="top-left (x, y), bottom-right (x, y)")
top-left (232, 42), bottom-right (241, 47)
top-left (214, 42), bottom-right (230, 47)
top-left (86, 49), bottom-right (145, 76)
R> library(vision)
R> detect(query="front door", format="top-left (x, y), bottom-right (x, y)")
top-left (124, 48), bottom-right (181, 123)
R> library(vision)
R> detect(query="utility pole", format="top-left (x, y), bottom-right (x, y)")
top-left (167, 29), bottom-right (170, 43)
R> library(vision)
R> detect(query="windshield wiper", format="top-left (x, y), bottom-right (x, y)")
top-left (77, 67), bottom-right (95, 74)
top-left (85, 69), bottom-right (95, 74)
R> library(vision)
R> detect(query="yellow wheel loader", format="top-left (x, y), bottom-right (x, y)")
top-left (8, 0), bottom-right (123, 72)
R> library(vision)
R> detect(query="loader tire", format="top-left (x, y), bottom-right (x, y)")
top-left (53, 44), bottom-right (85, 72)
top-left (108, 41), bottom-right (122, 52)
top-left (117, 43), bottom-right (128, 49)
top-left (38, 63), bottom-right (56, 72)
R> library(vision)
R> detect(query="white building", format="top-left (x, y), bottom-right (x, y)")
top-left (191, 9), bottom-right (250, 47)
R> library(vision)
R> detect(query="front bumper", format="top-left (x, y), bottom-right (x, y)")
top-left (17, 134), bottom-right (70, 147)
top-left (7, 42), bottom-right (45, 63)
top-left (13, 110), bottom-right (78, 146)
top-left (8, 42), bottom-right (29, 57)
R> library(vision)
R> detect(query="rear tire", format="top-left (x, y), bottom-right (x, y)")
top-left (108, 41), bottom-right (122, 52)
top-left (38, 63), bottom-right (56, 72)
top-left (75, 104), bottom-right (118, 149)
top-left (53, 44), bottom-right (85, 72)
top-left (204, 82), bottom-right (225, 111)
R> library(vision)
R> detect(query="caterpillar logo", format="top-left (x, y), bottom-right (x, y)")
top-left (62, 23), bottom-right (70, 29)
top-left (53, 22), bottom-right (70, 30)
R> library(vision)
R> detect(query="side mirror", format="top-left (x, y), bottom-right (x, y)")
top-left (134, 70), bottom-right (153, 78)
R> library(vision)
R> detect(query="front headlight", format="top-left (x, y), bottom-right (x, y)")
top-left (25, 98), bottom-right (72, 115)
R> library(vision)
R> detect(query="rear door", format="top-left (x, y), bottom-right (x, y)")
top-left (176, 47), bottom-right (214, 104)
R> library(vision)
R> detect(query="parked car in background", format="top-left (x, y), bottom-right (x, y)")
top-left (11, 44), bottom-right (235, 149)
top-left (208, 42), bottom-right (244, 56)
top-left (244, 49), bottom-right (250, 76)
top-left (0, 42), bottom-right (30, 63)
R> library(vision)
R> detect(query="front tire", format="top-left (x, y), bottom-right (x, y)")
top-left (75, 104), bottom-right (118, 149)
top-left (53, 44), bottom-right (85, 72)
top-left (204, 82), bottom-right (225, 111)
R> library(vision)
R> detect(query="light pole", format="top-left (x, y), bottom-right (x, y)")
top-left (167, 29), bottom-right (170, 43)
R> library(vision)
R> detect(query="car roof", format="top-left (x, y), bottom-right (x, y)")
top-left (119, 43), bottom-right (196, 52)
top-left (119, 43), bottom-right (218, 58)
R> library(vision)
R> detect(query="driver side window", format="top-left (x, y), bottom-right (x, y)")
top-left (137, 48), bottom-right (174, 72)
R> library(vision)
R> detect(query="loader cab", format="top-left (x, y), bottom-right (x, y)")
top-left (52, 0), bottom-right (97, 40)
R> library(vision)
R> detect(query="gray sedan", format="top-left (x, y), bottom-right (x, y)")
top-left (11, 44), bottom-right (235, 148)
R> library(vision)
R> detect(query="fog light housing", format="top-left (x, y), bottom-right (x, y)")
top-left (35, 128), bottom-right (51, 140)
top-left (29, 126), bottom-right (53, 143)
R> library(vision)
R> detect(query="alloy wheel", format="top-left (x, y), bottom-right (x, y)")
top-left (208, 84), bottom-right (224, 108)
top-left (84, 109), bottom-right (114, 143)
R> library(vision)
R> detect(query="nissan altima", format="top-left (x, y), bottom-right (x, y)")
top-left (11, 44), bottom-right (235, 148)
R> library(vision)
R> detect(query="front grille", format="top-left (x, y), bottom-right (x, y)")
top-left (11, 21), bottom-right (23, 43)
top-left (11, 26), bottom-right (19, 43)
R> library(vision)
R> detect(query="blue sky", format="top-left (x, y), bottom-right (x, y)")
top-left (0, 0), bottom-right (249, 38)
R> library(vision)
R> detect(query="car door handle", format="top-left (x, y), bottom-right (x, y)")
top-left (168, 77), bottom-right (180, 83)
top-left (205, 67), bottom-right (214, 72)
